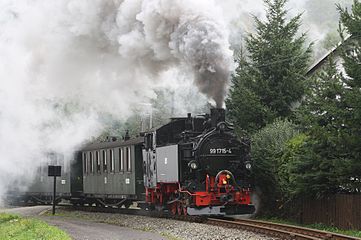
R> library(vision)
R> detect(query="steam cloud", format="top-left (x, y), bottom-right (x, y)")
top-left (117, 0), bottom-right (234, 107)
top-left (0, 0), bottom-right (350, 203)
top-left (0, 0), bottom-right (234, 202)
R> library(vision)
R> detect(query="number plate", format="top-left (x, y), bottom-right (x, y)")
top-left (209, 148), bottom-right (232, 154)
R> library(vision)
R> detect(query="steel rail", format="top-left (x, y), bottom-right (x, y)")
top-left (206, 218), bottom-right (361, 240)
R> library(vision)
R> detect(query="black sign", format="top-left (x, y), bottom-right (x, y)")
top-left (48, 165), bottom-right (61, 177)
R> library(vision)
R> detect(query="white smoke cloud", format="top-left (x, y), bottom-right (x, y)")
top-left (220, 0), bottom-right (353, 58)
top-left (0, 0), bottom-right (235, 202)
top-left (115, 0), bottom-right (234, 107)
top-left (1, 0), bottom-right (350, 203)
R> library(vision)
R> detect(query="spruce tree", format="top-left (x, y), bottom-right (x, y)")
top-left (292, 59), bottom-right (347, 197)
top-left (226, 0), bottom-right (312, 133)
top-left (291, 0), bottom-right (361, 196)
top-left (337, 0), bottom-right (361, 191)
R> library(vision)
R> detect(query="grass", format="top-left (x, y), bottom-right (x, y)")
top-left (258, 217), bottom-right (361, 238)
top-left (0, 213), bottom-right (71, 240)
top-left (160, 232), bottom-right (183, 240)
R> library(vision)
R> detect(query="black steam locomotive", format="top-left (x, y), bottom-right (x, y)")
top-left (143, 108), bottom-right (254, 215)
top-left (8, 108), bottom-right (255, 216)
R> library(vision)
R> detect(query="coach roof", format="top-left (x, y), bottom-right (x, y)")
top-left (81, 137), bottom-right (144, 151)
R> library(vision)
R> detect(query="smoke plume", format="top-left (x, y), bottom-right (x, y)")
top-left (116, 0), bottom-right (234, 107)
top-left (1, 0), bottom-right (350, 203)
top-left (0, 0), bottom-right (235, 202)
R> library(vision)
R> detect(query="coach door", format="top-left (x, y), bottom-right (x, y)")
top-left (143, 132), bottom-right (157, 188)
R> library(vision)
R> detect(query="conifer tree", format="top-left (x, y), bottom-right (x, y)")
top-left (336, 0), bottom-right (361, 191)
top-left (226, 0), bottom-right (312, 133)
top-left (292, 59), bottom-right (347, 197)
top-left (291, 0), bottom-right (361, 196)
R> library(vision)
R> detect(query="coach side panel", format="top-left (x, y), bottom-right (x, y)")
top-left (82, 144), bottom-right (141, 198)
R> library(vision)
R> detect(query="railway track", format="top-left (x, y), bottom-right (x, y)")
top-left (44, 205), bottom-right (360, 240)
top-left (206, 218), bottom-right (361, 240)
top-left (62, 205), bottom-right (206, 222)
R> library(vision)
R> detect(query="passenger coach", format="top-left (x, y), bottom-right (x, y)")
top-left (76, 136), bottom-right (145, 207)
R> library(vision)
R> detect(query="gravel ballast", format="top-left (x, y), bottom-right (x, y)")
top-left (52, 209), bottom-right (277, 240)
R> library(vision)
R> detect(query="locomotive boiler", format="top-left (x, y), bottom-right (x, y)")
top-left (143, 108), bottom-right (255, 215)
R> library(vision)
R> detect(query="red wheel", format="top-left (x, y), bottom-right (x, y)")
top-left (177, 202), bottom-right (182, 215)
top-left (182, 206), bottom-right (188, 215)
top-left (169, 202), bottom-right (177, 215)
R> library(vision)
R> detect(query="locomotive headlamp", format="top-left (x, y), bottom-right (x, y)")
top-left (188, 161), bottom-right (199, 170)
top-left (222, 179), bottom-right (227, 185)
top-left (226, 174), bottom-right (231, 179)
top-left (245, 162), bottom-right (252, 170)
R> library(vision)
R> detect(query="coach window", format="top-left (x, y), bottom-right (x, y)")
top-left (119, 148), bottom-right (124, 172)
top-left (110, 149), bottom-right (114, 173)
top-left (102, 150), bottom-right (107, 173)
top-left (89, 152), bottom-right (94, 173)
top-left (96, 151), bottom-right (100, 173)
top-left (83, 152), bottom-right (87, 174)
top-left (126, 147), bottom-right (131, 172)
top-left (124, 147), bottom-right (128, 171)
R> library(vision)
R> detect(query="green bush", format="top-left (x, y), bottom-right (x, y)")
top-left (251, 119), bottom-right (299, 216)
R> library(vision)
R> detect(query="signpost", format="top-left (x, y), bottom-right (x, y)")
top-left (48, 165), bottom-right (61, 215)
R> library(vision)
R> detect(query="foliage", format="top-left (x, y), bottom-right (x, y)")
top-left (226, 55), bottom-right (276, 135)
top-left (338, 1), bottom-right (361, 189)
top-left (292, 59), bottom-right (347, 197)
top-left (251, 119), bottom-right (299, 215)
top-left (226, 0), bottom-right (312, 133)
top-left (336, 0), bottom-right (361, 192)
top-left (288, 0), bottom-right (361, 198)
top-left (278, 133), bottom-right (308, 199)
top-left (0, 213), bottom-right (71, 240)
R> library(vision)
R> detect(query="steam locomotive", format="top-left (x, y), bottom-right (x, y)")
top-left (143, 108), bottom-right (254, 215)
top-left (8, 108), bottom-right (255, 216)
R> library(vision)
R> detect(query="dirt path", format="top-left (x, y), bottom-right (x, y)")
top-left (0, 205), bottom-right (50, 216)
top-left (1, 206), bottom-right (167, 240)
top-left (40, 216), bottom-right (166, 240)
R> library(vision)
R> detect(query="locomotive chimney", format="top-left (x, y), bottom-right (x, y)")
top-left (210, 108), bottom-right (225, 128)
top-left (185, 113), bottom-right (192, 130)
